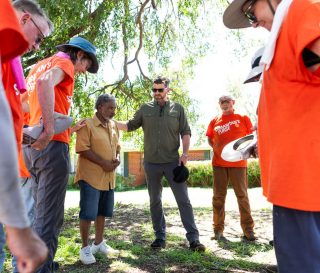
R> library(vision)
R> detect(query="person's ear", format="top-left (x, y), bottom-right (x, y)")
top-left (77, 50), bottom-right (85, 60)
top-left (21, 13), bottom-right (30, 25)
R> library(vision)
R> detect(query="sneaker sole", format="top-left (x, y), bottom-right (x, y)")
top-left (151, 246), bottom-right (165, 250)
top-left (80, 259), bottom-right (96, 265)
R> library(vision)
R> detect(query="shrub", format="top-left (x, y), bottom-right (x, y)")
top-left (186, 159), bottom-right (261, 188)
top-left (67, 174), bottom-right (78, 190)
top-left (187, 160), bottom-right (213, 187)
top-left (115, 174), bottom-right (138, 192)
top-left (67, 173), bottom-right (143, 192)
top-left (68, 160), bottom-right (261, 191)
top-left (247, 159), bottom-right (261, 188)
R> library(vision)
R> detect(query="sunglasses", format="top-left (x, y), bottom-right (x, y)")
top-left (152, 88), bottom-right (165, 93)
top-left (23, 9), bottom-right (45, 45)
top-left (243, 0), bottom-right (258, 24)
top-left (220, 100), bottom-right (231, 104)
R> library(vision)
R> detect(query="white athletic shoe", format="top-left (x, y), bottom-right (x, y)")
top-left (79, 245), bottom-right (96, 264)
top-left (91, 241), bottom-right (119, 257)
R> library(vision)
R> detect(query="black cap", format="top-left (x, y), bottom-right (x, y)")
top-left (173, 162), bottom-right (189, 183)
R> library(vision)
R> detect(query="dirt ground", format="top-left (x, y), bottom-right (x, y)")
top-left (66, 187), bottom-right (277, 270)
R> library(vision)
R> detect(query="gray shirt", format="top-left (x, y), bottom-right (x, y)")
top-left (127, 100), bottom-right (191, 163)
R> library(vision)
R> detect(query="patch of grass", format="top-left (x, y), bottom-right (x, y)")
top-left (2, 204), bottom-right (275, 273)
top-left (218, 239), bottom-right (273, 258)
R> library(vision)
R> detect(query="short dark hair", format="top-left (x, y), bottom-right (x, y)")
top-left (95, 94), bottom-right (116, 110)
top-left (153, 76), bottom-right (170, 87)
top-left (62, 47), bottom-right (91, 65)
top-left (13, 0), bottom-right (54, 32)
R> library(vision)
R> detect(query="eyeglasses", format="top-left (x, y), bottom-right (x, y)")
top-left (243, 0), bottom-right (258, 24)
top-left (152, 88), bottom-right (165, 93)
top-left (23, 9), bottom-right (45, 45)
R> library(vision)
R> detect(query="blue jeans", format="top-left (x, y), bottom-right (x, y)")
top-left (273, 205), bottom-right (320, 273)
top-left (0, 224), bottom-right (5, 272)
top-left (79, 180), bottom-right (114, 220)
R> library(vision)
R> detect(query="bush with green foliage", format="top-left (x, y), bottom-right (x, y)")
top-left (68, 173), bottom-right (142, 192)
top-left (115, 174), bottom-right (139, 192)
top-left (187, 160), bottom-right (213, 187)
top-left (68, 159), bottom-right (261, 191)
top-left (185, 159), bottom-right (260, 188)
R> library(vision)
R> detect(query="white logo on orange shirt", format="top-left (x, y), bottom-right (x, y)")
top-left (214, 120), bottom-right (240, 135)
top-left (26, 61), bottom-right (52, 93)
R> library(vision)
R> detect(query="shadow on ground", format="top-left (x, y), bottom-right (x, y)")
top-left (55, 204), bottom-right (277, 273)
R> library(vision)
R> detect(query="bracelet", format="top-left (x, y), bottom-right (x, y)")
top-left (182, 153), bottom-right (188, 158)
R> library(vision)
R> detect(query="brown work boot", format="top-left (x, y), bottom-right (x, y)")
top-left (211, 231), bottom-right (223, 240)
top-left (243, 231), bottom-right (256, 241)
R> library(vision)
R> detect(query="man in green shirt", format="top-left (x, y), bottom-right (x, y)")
top-left (116, 76), bottom-right (205, 251)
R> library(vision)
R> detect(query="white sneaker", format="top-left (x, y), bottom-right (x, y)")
top-left (91, 241), bottom-right (119, 257)
top-left (80, 245), bottom-right (96, 264)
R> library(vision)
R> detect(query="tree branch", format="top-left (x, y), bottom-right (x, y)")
top-left (127, 0), bottom-right (151, 82)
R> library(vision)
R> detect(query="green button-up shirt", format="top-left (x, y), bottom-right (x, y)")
top-left (127, 100), bottom-right (191, 163)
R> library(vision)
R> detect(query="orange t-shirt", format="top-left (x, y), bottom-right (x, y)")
top-left (0, 0), bottom-right (28, 63)
top-left (258, 0), bottom-right (320, 211)
top-left (18, 150), bottom-right (30, 178)
top-left (1, 61), bottom-right (29, 177)
top-left (0, 0), bottom-right (29, 178)
top-left (26, 55), bottom-right (75, 144)
top-left (206, 113), bottom-right (253, 167)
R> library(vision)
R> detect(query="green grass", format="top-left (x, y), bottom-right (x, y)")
top-left (2, 205), bottom-right (275, 273)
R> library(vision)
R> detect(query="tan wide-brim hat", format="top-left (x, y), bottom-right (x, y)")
top-left (223, 0), bottom-right (251, 29)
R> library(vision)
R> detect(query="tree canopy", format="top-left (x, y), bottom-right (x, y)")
top-left (26, 0), bottom-right (232, 113)
top-left (24, 0), bottom-right (267, 149)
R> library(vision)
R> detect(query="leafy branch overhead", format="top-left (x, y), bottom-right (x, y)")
top-left (25, 0), bottom-right (230, 148)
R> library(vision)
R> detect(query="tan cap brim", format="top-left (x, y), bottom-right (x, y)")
top-left (223, 0), bottom-right (251, 29)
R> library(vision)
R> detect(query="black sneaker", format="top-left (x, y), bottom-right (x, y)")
top-left (150, 239), bottom-right (166, 250)
top-left (189, 240), bottom-right (206, 252)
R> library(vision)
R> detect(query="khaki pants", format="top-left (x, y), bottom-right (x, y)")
top-left (212, 166), bottom-right (254, 234)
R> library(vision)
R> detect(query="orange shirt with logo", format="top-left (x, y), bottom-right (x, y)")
top-left (26, 55), bottom-right (75, 144)
top-left (206, 113), bottom-right (253, 168)
top-left (258, 0), bottom-right (320, 211)
top-left (0, 0), bottom-right (28, 63)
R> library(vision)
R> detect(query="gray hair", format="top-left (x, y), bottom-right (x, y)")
top-left (13, 0), bottom-right (54, 33)
top-left (95, 94), bottom-right (116, 110)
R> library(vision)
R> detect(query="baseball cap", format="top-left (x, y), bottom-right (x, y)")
top-left (223, 0), bottom-right (252, 29)
top-left (244, 47), bottom-right (265, 84)
top-left (56, 36), bottom-right (99, 73)
top-left (173, 162), bottom-right (189, 183)
top-left (219, 95), bottom-right (233, 103)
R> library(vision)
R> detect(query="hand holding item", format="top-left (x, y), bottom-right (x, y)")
top-left (31, 130), bottom-right (53, 151)
top-left (179, 153), bottom-right (188, 166)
